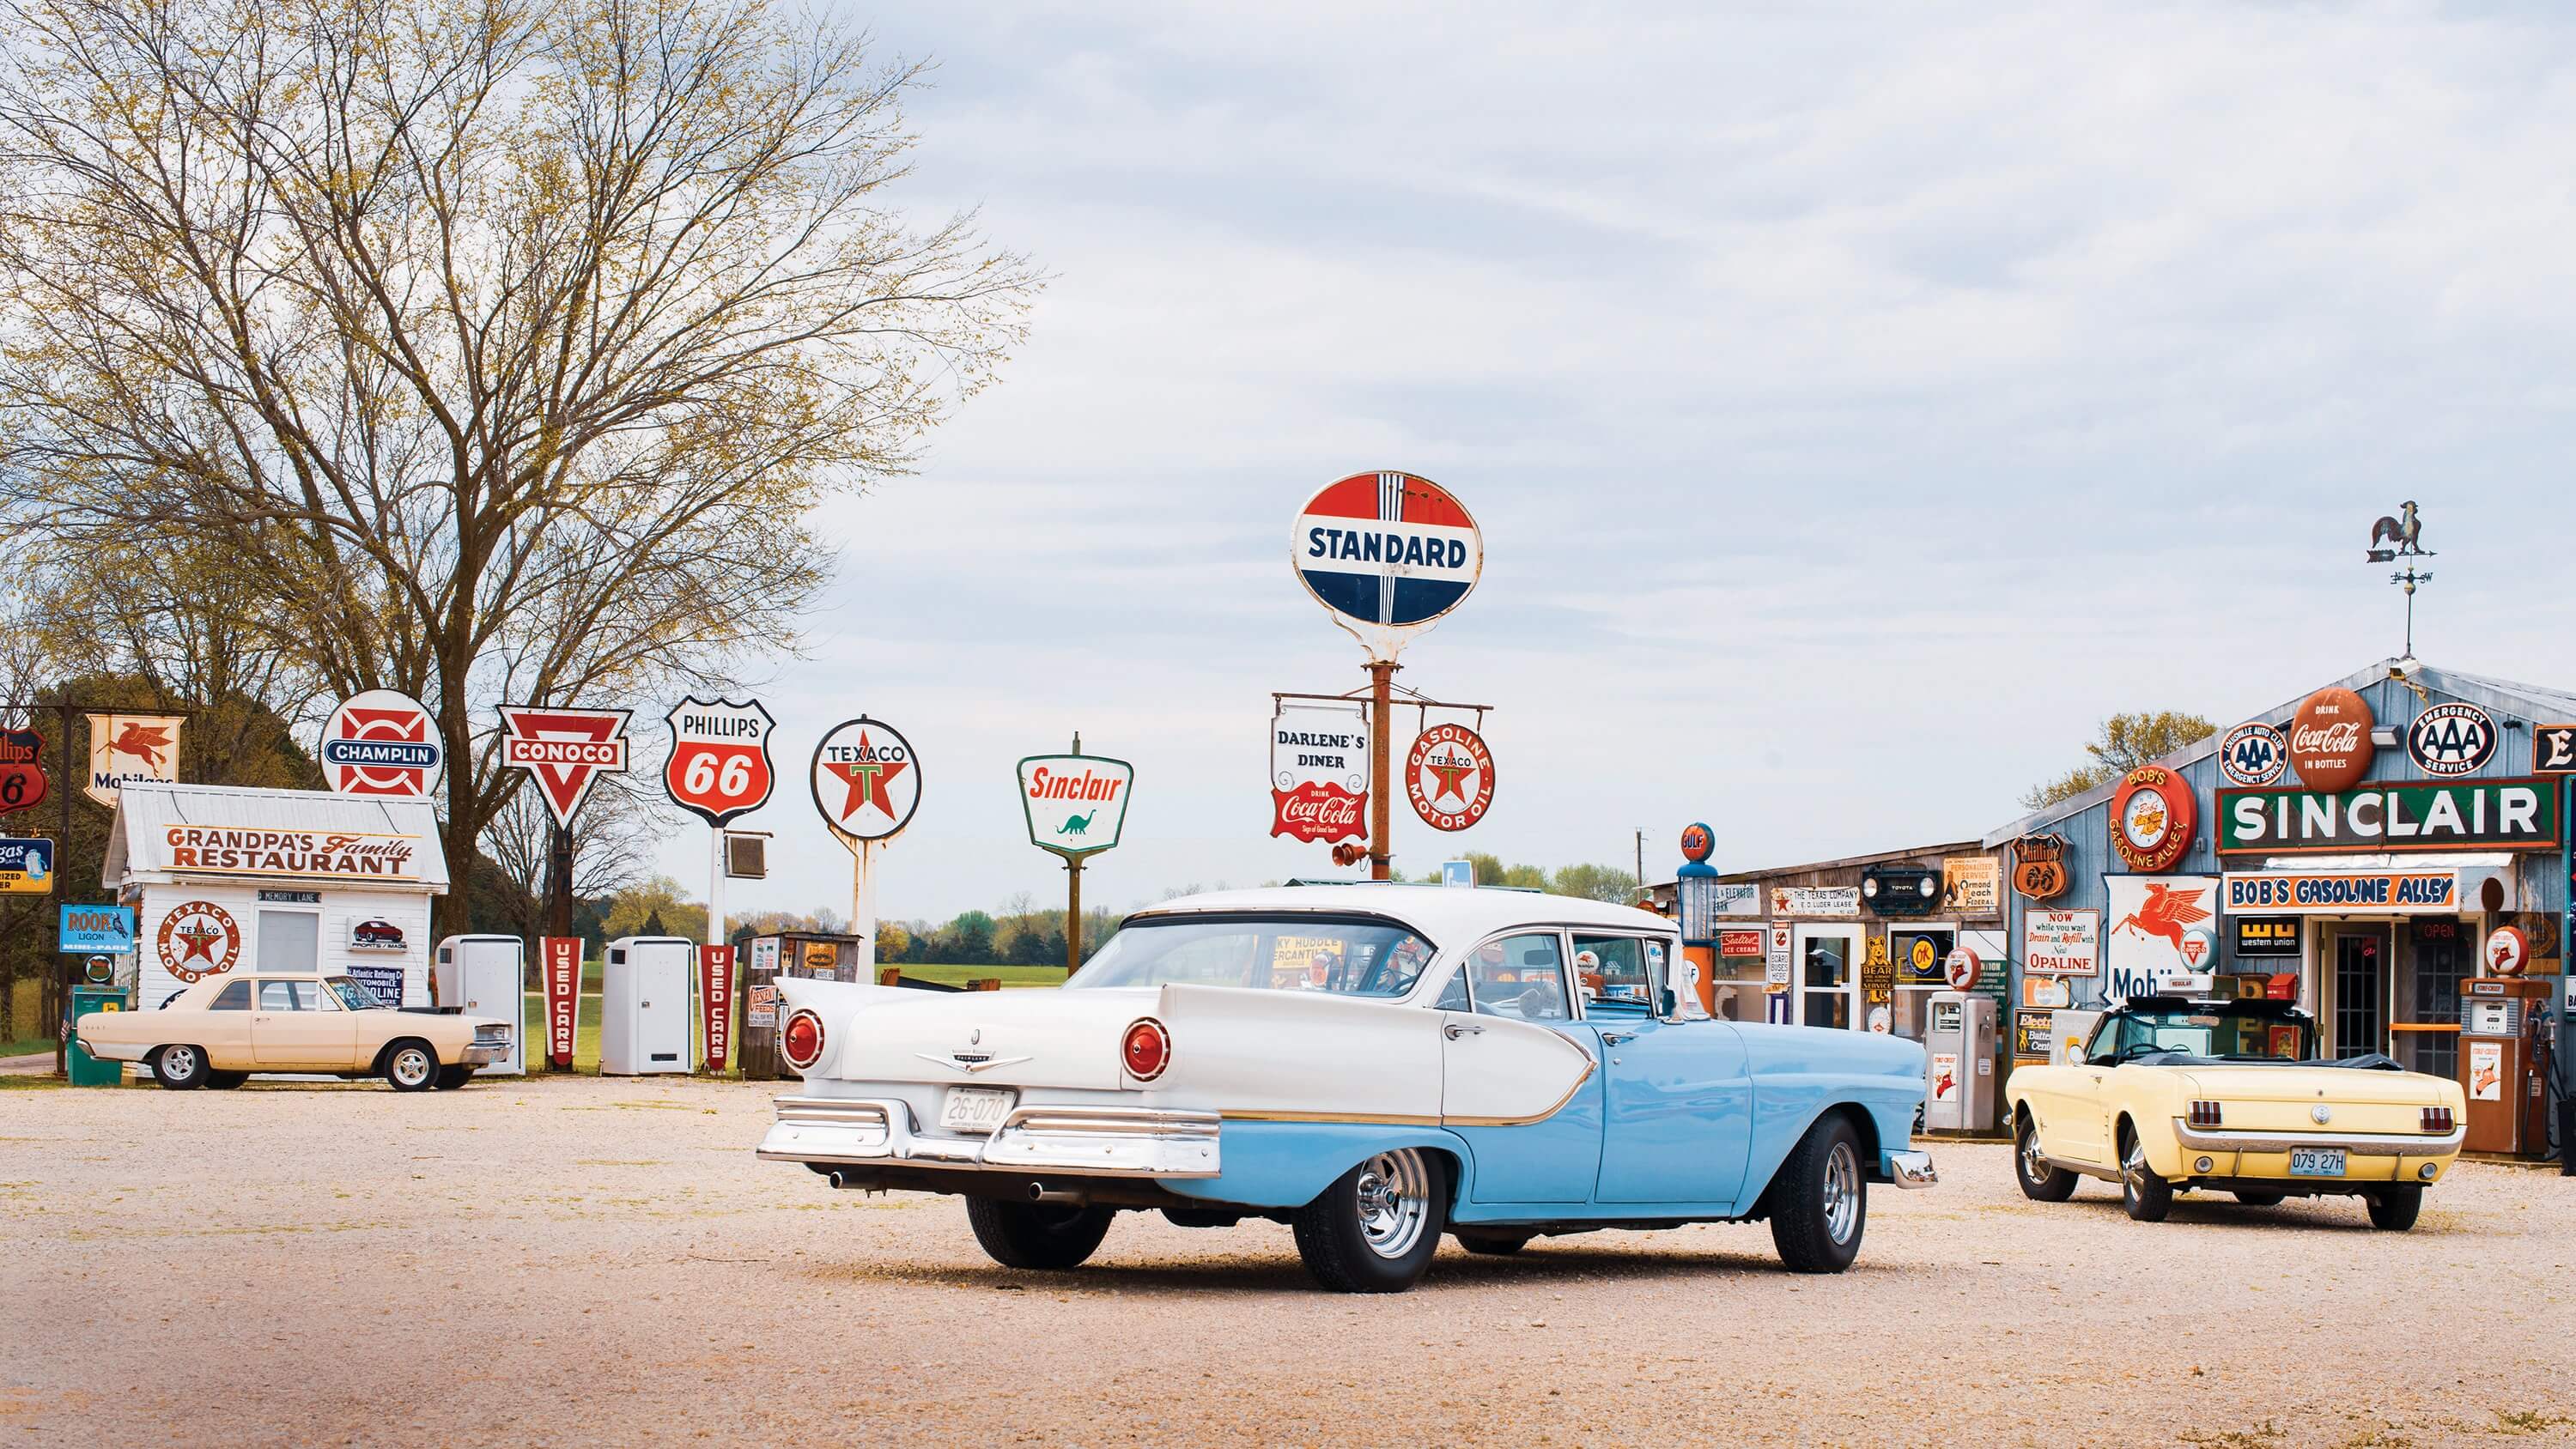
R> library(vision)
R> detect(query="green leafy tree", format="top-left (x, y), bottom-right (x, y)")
top-left (603, 877), bottom-right (708, 944)
top-left (2020, 711), bottom-right (2217, 810)
top-left (1550, 863), bottom-right (1641, 903)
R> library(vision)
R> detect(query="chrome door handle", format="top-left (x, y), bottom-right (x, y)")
top-left (1443, 1022), bottom-right (1485, 1040)
top-left (1600, 1031), bottom-right (1637, 1046)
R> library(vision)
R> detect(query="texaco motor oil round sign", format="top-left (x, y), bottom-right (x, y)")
top-left (158, 900), bottom-right (241, 983)
top-left (811, 717), bottom-right (921, 843)
top-left (1405, 724), bottom-right (1493, 832)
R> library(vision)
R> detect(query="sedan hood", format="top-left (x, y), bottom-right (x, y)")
top-left (826, 986), bottom-right (1158, 1091)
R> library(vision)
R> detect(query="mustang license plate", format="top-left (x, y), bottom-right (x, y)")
top-left (939, 1087), bottom-right (1016, 1135)
top-left (2288, 1147), bottom-right (2346, 1177)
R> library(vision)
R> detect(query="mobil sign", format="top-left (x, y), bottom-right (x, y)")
top-left (1291, 470), bottom-right (1481, 642)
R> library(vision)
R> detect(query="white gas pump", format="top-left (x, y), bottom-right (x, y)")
top-left (1924, 946), bottom-right (1998, 1131)
top-left (431, 934), bottom-right (526, 1076)
top-left (602, 936), bottom-right (695, 1076)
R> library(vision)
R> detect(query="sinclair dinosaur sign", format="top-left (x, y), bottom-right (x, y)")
top-left (1018, 753), bottom-right (1133, 859)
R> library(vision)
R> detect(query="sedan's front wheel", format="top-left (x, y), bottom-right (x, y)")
top-left (1770, 1115), bottom-right (1867, 1272)
top-left (1292, 1149), bottom-right (1447, 1293)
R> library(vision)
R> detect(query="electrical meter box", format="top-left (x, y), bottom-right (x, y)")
top-left (602, 936), bottom-right (694, 1076)
top-left (432, 935), bottom-right (526, 1076)
top-left (1923, 991), bottom-right (1997, 1132)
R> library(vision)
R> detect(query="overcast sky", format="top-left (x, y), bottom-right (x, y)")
top-left (657, 1), bottom-right (2576, 928)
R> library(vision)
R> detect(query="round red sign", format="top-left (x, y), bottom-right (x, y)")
top-left (1405, 724), bottom-right (1494, 833)
top-left (156, 901), bottom-right (241, 983)
top-left (1679, 822), bottom-right (1715, 863)
top-left (2109, 767), bottom-right (2196, 873)
top-left (1943, 947), bottom-right (1982, 992)
top-left (2484, 926), bottom-right (2530, 977)
top-left (2288, 687), bottom-right (2374, 792)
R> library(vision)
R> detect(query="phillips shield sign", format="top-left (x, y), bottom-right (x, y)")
top-left (1271, 701), bottom-right (1368, 845)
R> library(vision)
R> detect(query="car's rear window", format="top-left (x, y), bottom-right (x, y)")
top-left (1067, 915), bottom-right (1437, 998)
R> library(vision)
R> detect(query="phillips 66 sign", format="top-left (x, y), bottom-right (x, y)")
top-left (1291, 470), bottom-right (1481, 655)
top-left (663, 697), bottom-right (775, 827)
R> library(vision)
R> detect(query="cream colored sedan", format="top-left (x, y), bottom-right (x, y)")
top-left (77, 973), bottom-right (512, 1091)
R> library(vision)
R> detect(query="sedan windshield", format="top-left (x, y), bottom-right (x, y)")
top-left (1067, 915), bottom-right (1437, 998)
top-left (2101, 1003), bottom-right (2316, 1062)
top-left (325, 976), bottom-right (384, 1011)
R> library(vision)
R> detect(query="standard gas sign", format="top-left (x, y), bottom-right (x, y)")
top-left (664, 697), bottom-right (775, 826)
top-left (321, 691), bottom-right (442, 798)
top-left (1291, 470), bottom-right (1481, 634)
top-left (1019, 754), bottom-right (1132, 858)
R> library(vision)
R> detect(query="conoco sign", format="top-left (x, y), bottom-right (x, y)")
top-left (2289, 687), bottom-right (2373, 792)
top-left (2110, 767), bottom-right (2196, 873)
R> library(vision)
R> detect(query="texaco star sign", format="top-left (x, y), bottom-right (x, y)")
top-left (1405, 723), bottom-right (1494, 832)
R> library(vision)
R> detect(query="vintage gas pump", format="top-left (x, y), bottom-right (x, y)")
top-left (1924, 947), bottom-right (1998, 1132)
top-left (2461, 927), bottom-right (2549, 1155)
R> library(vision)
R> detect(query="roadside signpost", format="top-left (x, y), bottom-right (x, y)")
top-left (501, 705), bottom-right (632, 1070)
top-left (1018, 737), bottom-right (1133, 973)
top-left (664, 697), bottom-right (776, 953)
top-left (810, 716), bottom-right (921, 976)
top-left (1286, 470), bottom-right (1486, 879)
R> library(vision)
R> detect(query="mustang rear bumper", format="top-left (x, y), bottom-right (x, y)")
top-left (757, 1096), bottom-right (1223, 1179)
top-left (2172, 1121), bottom-right (2464, 1156)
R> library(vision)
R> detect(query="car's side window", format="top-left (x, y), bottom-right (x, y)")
top-left (210, 980), bottom-right (252, 1011)
top-left (1572, 935), bottom-right (1653, 1007)
top-left (1467, 933), bottom-right (1571, 1022)
top-left (258, 980), bottom-right (308, 1012)
top-left (2085, 1014), bottom-right (2126, 1064)
top-left (1430, 967), bottom-right (1470, 1013)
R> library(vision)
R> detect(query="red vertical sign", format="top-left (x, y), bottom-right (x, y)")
top-left (538, 936), bottom-right (581, 1069)
top-left (699, 944), bottom-right (737, 1073)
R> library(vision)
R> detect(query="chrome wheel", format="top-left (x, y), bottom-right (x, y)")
top-left (163, 1045), bottom-right (197, 1077)
top-left (2123, 1138), bottom-right (2149, 1193)
top-left (1352, 1149), bottom-right (1432, 1259)
top-left (391, 1046), bottom-right (433, 1088)
top-left (1821, 1139), bottom-right (1861, 1246)
top-left (2020, 1131), bottom-right (2049, 1183)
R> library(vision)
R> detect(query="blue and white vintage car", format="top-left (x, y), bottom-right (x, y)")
top-left (759, 886), bottom-right (1935, 1292)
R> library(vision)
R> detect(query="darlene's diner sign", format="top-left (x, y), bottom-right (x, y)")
top-left (161, 827), bottom-right (421, 880)
top-left (2216, 778), bottom-right (2560, 855)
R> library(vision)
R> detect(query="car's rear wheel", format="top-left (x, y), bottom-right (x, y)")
top-left (2014, 1112), bottom-right (2079, 1202)
top-left (434, 1064), bottom-right (473, 1090)
top-left (151, 1044), bottom-right (210, 1090)
top-left (2366, 1184), bottom-right (2423, 1232)
top-left (964, 1197), bottom-right (1117, 1270)
top-left (1453, 1231), bottom-right (1531, 1257)
top-left (382, 1040), bottom-right (438, 1092)
top-left (1292, 1149), bottom-right (1447, 1293)
top-left (2119, 1125), bottom-right (2172, 1222)
top-left (2234, 1190), bottom-right (2286, 1207)
top-left (1769, 1115), bottom-right (1867, 1273)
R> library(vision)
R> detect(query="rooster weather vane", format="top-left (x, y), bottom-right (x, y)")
top-left (2363, 500), bottom-right (2433, 658)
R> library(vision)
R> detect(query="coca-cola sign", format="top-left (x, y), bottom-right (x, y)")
top-left (2289, 687), bottom-right (2374, 792)
top-left (1271, 700), bottom-right (1368, 845)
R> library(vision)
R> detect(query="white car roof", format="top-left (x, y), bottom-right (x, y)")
top-left (1125, 884), bottom-right (1672, 947)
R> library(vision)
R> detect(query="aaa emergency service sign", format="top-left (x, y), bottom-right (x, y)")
top-left (1019, 754), bottom-right (1132, 858)
top-left (1406, 724), bottom-right (1493, 832)
top-left (811, 717), bottom-right (920, 843)
top-left (1291, 471), bottom-right (1481, 643)
top-left (321, 691), bottom-right (441, 798)
top-left (663, 697), bottom-right (775, 826)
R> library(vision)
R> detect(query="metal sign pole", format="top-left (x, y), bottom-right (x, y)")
top-left (1066, 854), bottom-right (1084, 975)
top-left (1368, 660), bottom-right (1396, 881)
top-left (707, 824), bottom-right (726, 952)
top-left (53, 701), bottom-right (70, 1077)
top-left (851, 838), bottom-right (878, 980)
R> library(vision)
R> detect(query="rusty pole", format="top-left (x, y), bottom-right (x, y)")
top-left (1368, 661), bottom-right (1397, 882)
top-left (1063, 731), bottom-right (1084, 975)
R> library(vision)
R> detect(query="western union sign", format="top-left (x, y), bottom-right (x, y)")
top-left (2217, 778), bottom-right (2561, 855)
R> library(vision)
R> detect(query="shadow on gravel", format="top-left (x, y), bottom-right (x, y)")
top-left (2042, 1191), bottom-right (2452, 1234)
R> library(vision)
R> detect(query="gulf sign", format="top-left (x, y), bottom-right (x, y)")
top-left (1291, 470), bottom-right (1481, 632)
top-left (322, 689), bottom-right (444, 797)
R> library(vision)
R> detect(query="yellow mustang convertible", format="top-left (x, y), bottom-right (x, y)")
top-left (2005, 995), bottom-right (2464, 1230)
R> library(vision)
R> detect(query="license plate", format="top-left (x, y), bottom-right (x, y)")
top-left (939, 1087), bottom-right (1016, 1135)
top-left (2288, 1147), bottom-right (2346, 1177)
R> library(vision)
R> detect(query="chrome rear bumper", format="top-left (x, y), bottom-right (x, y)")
top-left (757, 1096), bottom-right (1223, 1179)
top-left (1883, 1149), bottom-right (1937, 1189)
top-left (2173, 1121), bottom-right (2464, 1156)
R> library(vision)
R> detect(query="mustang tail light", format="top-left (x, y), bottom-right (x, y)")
top-left (2186, 1100), bottom-right (2223, 1129)
top-left (2421, 1106), bottom-right (2454, 1134)
top-left (1121, 1018), bottom-right (1170, 1082)
top-left (781, 1009), bottom-right (826, 1071)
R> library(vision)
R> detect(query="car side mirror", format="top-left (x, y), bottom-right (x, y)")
top-left (1659, 988), bottom-right (1678, 1018)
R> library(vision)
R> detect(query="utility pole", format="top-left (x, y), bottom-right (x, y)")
top-left (1367, 662), bottom-right (1396, 882)
top-left (1065, 731), bottom-right (1086, 973)
top-left (1634, 828), bottom-right (1645, 895)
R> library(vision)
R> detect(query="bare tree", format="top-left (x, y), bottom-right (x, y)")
top-left (481, 770), bottom-right (668, 940)
top-left (0, 0), bottom-right (1038, 932)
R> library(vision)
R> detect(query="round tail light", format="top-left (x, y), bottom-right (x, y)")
top-left (1121, 1018), bottom-right (1170, 1082)
top-left (781, 1009), bottom-right (826, 1071)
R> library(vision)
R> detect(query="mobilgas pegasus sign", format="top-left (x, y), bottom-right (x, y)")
top-left (2217, 778), bottom-right (2561, 855)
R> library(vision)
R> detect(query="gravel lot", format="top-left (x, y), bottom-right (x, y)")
top-left (4, 1075), bottom-right (2574, 1448)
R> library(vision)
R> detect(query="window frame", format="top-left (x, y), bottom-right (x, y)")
top-left (1458, 928), bottom-right (1577, 1025)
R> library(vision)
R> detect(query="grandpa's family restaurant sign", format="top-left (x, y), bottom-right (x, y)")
top-left (2216, 778), bottom-right (2559, 855)
top-left (161, 826), bottom-right (421, 879)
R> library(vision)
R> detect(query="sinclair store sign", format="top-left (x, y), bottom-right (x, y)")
top-left (2217, 778), bottom-right (2560, 855)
